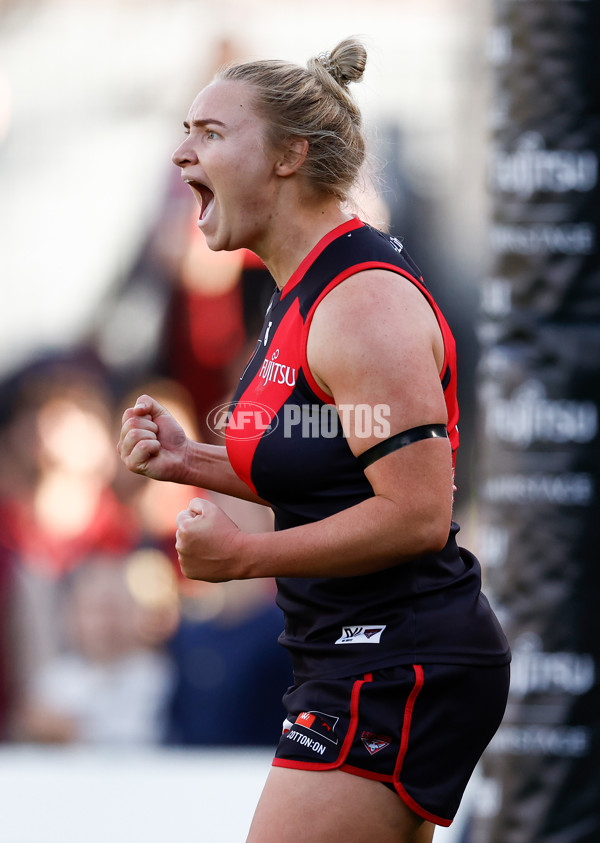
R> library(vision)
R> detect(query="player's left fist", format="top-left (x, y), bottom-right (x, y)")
top-left (175, 498), bottom-right (245, 582)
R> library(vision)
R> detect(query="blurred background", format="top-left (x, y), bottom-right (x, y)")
top-left (0, 0), bottom-right (598, 841)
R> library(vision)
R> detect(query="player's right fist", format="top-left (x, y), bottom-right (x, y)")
top-left (117, 394), bottom-right (189, 483)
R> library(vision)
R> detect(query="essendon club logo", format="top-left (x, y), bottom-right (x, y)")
top-left (334, 625), bottom-right (386, 645)
top-left (207, 401), bottom-right (278, 441)
top-left (294, 710), bottom-right (339, 745)
top-left (361, 731), bottom-right (391, 755)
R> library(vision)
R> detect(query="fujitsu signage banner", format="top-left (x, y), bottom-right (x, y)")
top-left (471, 0), bottom-right (600, 840)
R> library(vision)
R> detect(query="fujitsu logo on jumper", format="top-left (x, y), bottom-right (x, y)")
top-left (259, 349), bottom-right (296, 388)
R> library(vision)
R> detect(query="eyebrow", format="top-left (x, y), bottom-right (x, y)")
top-left (183, 118), bottom-right (227, 130)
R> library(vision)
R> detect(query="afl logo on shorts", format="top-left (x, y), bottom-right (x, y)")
top-left (334, 625), bottom-right (386, 645)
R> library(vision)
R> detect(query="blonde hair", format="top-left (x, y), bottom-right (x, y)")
top-left (216, 38), bottom-right (368, 203)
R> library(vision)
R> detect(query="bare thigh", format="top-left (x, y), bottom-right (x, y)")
top-left (246, 767), bottom-right (435, 843)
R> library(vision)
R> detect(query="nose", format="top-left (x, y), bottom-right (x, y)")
top-left (172, 137), bottom-right (197, 169)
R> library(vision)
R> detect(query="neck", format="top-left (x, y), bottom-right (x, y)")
top-left (254, 192), bottom-right (353, 289)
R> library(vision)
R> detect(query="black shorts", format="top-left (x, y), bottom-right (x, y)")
top-left (273, 662), bottom-right (510, 826)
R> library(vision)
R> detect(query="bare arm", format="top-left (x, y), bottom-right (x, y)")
top-left (118, 395), bottom-right (268, 505)
top-left (175, 270), bottom-right (455, 581)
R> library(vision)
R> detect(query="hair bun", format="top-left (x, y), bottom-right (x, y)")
top-left (318, 38), bottom-right (367, 87)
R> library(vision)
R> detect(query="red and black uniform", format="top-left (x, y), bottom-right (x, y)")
top-left (226, 218), bottom-right (508, 679)
top-left (225, 218), bottom-right (510, 825)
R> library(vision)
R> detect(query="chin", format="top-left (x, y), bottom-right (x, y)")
top-left (207, 231), bottom-right (244, 254)
top-left (202, 235), bottom-right (220, 251)
top-left (199, 227), bottom-right (224, 252)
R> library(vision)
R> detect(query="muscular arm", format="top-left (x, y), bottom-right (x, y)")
top-left (176, 270), bottom-right (456, 581)
top-left (179, 440), bottom-right (269, 505)
top-left (236, 438), bottom-right (452, 578)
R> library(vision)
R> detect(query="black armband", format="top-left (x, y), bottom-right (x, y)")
top-left (357, 424), bottom-right (448, 470)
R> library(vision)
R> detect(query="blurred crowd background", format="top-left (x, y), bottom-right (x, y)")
top-left (0, 0), bottom-right (490, 750)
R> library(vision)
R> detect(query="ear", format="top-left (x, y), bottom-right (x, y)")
top-left (275, 137), bottom-right (309, 177)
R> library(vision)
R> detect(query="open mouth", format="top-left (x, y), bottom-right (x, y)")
top-left (184, 178), bottom-right (215, 221)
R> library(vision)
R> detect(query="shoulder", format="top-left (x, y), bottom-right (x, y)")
top-left (318, 267), bottom-right (433, 323)
top-left (306, 266), bottom-right (449, 442)
top-left (308, 268), bottom-right (444, 380)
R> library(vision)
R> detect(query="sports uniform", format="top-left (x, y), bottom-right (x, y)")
top-left (225, 217), bottom-right (510, 826)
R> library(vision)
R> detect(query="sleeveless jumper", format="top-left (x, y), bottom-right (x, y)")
top-left (226, 218), bottom-right (510, 682)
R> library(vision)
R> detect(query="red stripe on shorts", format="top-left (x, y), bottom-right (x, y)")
top-left (391, 664), bottom-right (453, 827)
top-left (394, 664), bottom-right (424, 779)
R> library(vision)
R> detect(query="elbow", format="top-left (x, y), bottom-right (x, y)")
top-left (411, 525), bottom-right (450, 558)
top-left (424, 515), bottom-right (452, 554)
top-left (406, 502), bottom-right (452, 558)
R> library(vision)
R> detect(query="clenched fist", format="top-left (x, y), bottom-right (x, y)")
top-left (117, 394), bottom-right (190, 484)
top-left (175, 497), bottom-right (246, 582)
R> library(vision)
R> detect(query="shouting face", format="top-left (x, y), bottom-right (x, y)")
top-left (172, 80), bottom-right (282, 254)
